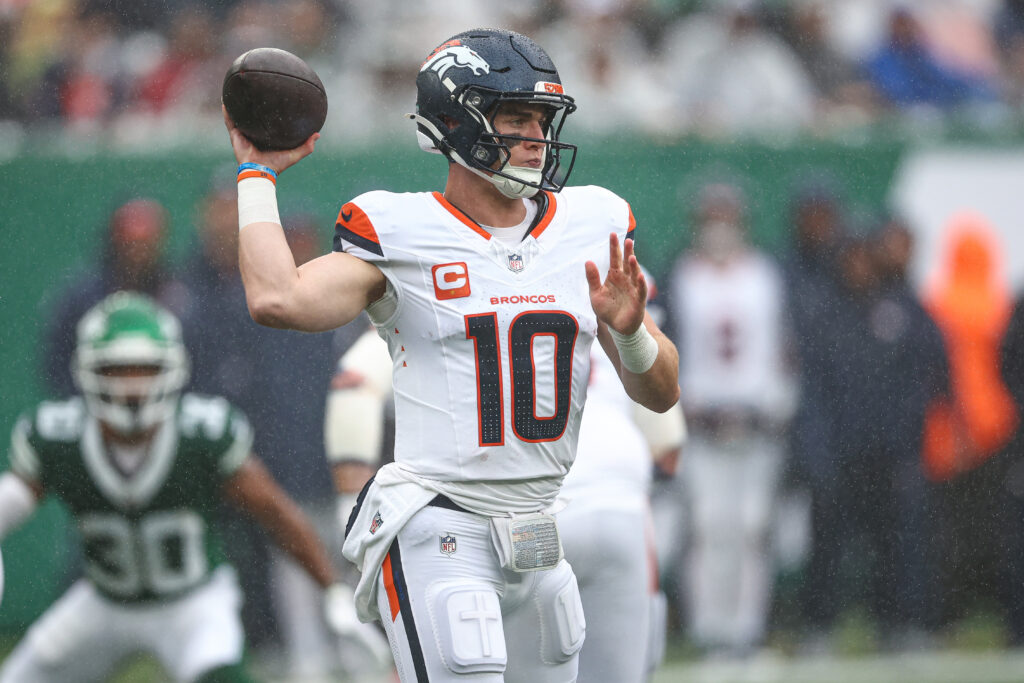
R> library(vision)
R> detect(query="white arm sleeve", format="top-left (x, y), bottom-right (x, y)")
top-left (324, 329), bottom-right (395, 465)
top-left (0, 472), bottom-right (38, 540)
top-left (632, 402), bottom-right (687, 455)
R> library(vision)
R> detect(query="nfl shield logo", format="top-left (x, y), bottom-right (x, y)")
top-left (369, 511), bottom-right (384, 535)
top-left (439, 533), bottom-right (457, 556)
top-left (507, 253), bottom-right (524, 272)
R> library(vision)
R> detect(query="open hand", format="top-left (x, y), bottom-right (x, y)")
top-left (223, 104), bottom-right (318, 174)
top-left (585, 233), bottom-right (647, 335)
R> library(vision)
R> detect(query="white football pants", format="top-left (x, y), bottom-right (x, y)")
top-left (374, 503), bottom-right (585, 682)
top-left (559, 502), bottom-right (650, 683)
top-left (681, 435), bottom-right (782, 651)
top-left (0, 565), bottom-right (244, 683)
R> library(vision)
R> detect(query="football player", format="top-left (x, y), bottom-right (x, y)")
top-left (0, 292), bottom-right (345, 683)
top-left (665, 183), bottom-right (796, 655)
top-left (325, 321), bottom-right (395, 533)
top-left (558, 274), bottom-right (686, 683)
top-left (322, 320), bottom-right (397, 674)
top-left (224, 28), bottom-right (680, 682)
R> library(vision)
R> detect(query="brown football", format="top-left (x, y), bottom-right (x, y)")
top-left (222, 47), bottom-right (328, 151)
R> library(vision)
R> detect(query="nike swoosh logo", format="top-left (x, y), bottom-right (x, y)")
top-left (340, 208), bottom-right (353, 222)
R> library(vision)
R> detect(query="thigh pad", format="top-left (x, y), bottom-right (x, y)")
top-left (428, 581), bottom-right (507, 675)
top-left (534, 564), bottom-right (586, 664)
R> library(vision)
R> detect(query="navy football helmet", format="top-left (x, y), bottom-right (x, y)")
top-left (408, 28), bottom-right (577, 199)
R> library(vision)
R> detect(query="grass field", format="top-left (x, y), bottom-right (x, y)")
top-left (91, 647), bottom-right (1024, 682)
top-left (651, 649), bottom-right (1024, 683)
top-left (8, 633), bottom-right (1024, 682)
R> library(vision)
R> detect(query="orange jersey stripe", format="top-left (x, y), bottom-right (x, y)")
top-left (432, 192), bottom-right (491, 239)
top-left (382, 553), bottom-right (401, 622)
top-left (336, 202), bottom-right (382, 247)
top-left (531, 191), bottom-right (558, 238)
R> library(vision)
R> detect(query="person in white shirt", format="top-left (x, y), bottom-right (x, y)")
top-left (666, 182), bottom-right (796, 656)
top-left (559, 328), bottom-right (686, 682)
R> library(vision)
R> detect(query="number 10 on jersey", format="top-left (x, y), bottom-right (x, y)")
top-left (465, 310), bottom-right (579, 447)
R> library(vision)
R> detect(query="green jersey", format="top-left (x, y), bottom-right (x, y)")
top-left (7, 393), bottom-right (252, 603)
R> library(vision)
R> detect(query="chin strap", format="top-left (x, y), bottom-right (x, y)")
top-left (490, 165), bottom-right (543, 200)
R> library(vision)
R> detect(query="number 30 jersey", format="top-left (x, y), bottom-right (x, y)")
top-left (7, 394), bottom-right (252, 603)
top-left (334, 186), bottom-right (636, 514)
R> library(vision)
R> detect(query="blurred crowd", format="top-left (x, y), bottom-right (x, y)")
top-left (4, 0), bottom-right (1024, 149)
top-left (649, 173), bottom-right (1024, 656)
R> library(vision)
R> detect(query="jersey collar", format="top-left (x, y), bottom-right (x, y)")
top-left (432, 191), bottom-right (558, 242)
top-left (82, 417), bottom-right (178, 509)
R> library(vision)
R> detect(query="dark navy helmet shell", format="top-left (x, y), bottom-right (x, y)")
top-left (407, 28), bottom-right (578, 199)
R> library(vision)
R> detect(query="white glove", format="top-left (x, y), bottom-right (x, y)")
top-left (324, 582), bottom-right (393, 670)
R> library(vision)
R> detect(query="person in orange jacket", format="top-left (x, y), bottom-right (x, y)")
top-left (922, 212), bottom-right (1020, 633)
top-left (923, 213), bottom-right (1018, 480)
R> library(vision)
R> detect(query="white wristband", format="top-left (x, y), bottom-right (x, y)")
top-left (237, 176), bottom-right (281, 230)
top-left (610, 324), bottom-right (659, 374)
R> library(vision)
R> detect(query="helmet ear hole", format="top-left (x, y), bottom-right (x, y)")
top-left (471, 144), bottom-right (498, 166)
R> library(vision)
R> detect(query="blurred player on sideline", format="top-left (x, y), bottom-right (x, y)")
top-left (559, 330), bottom-right (686, 682)
top-left (666, 183), bottom-right (796, 656)
top-left (0, 292), bottom-right (347, 683)
top-left (225, 27), bottom-right (678, 681)
top-left (323, 319), bottom-right (397, 675)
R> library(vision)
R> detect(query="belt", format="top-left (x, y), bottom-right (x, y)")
top-left (427, 494), bottom-right (471, 513)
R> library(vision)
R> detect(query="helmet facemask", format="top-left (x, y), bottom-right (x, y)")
top-left (458, 88), bottom-right (577, 199)
top-left (76, 358), bottom-right (187, 436)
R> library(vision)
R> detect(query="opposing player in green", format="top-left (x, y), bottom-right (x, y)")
top-left (0, 292), bottom-right (345, 683)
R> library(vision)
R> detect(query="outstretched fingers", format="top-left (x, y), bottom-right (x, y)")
top-left (607, 231), bottom-right (622, 273)
top-left (584, 260), bottom-right (602, 293)
top-left (622, 239), bottom-right (638, 278)
top-left (632, 255), bottom-right (648, 301)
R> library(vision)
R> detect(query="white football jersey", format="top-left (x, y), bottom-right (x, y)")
top-left (334, 186), bottom-right (635, 514)
top-left (669, 251), bottom-right (795, 418)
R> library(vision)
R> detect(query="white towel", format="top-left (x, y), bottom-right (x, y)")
top-left (341, 462), bottom-right (438, 622)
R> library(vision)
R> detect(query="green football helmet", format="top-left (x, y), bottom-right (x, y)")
top-left (73, 291), bottom-right (190, 434)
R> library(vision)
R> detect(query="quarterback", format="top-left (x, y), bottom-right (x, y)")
top-left (225, 28), bottom-right (679, 682)
top-left (0, 293), bottom-right (344, 683)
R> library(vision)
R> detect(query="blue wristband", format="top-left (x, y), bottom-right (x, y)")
top-left (237, 162), bottom-right (278, 180)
